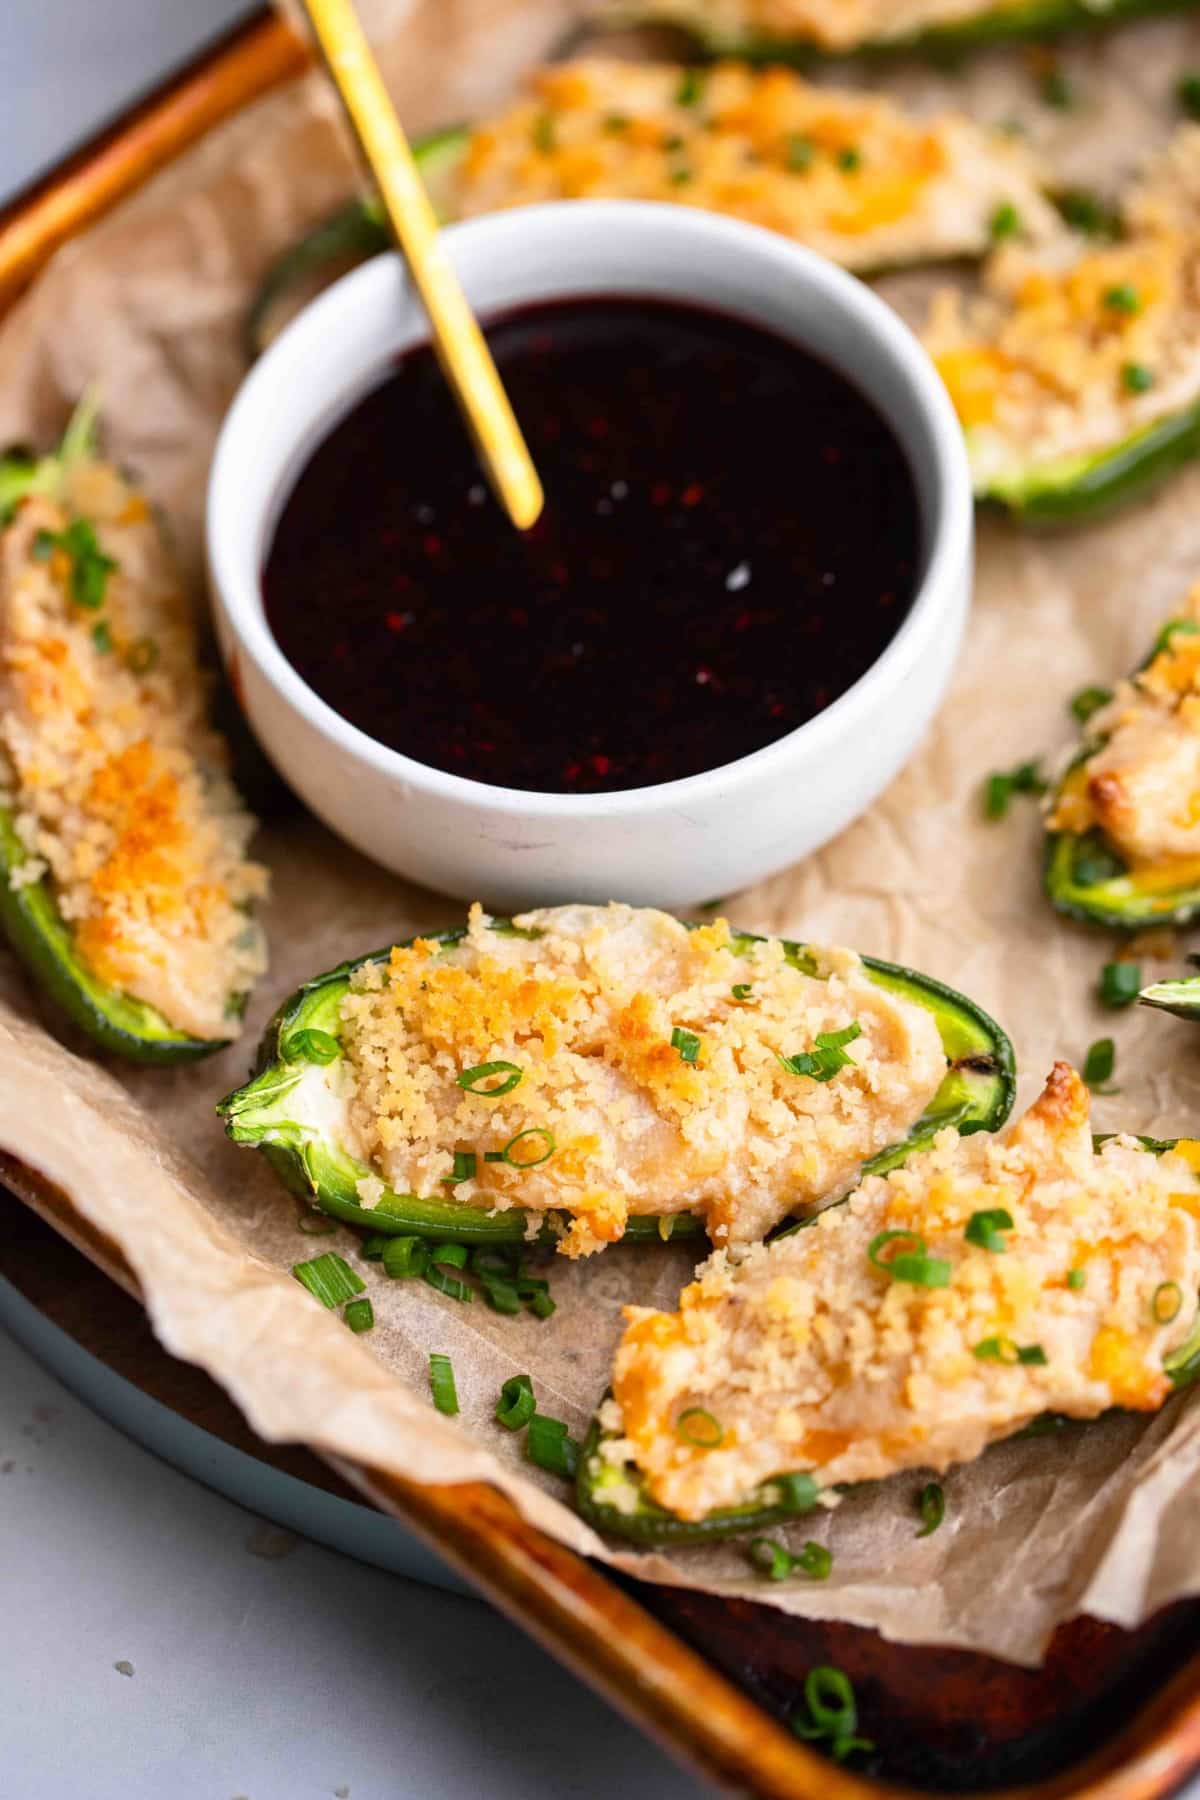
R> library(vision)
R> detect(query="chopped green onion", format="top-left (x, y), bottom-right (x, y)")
top-left (442, 1149), bottom-right (476, 1186)
top-left (1153, 1281), bottom-right (1183, 1324)
top-left (671, 1027), bottom-right (701, 1064)
top-left (1178, 72), bottom-right (1200, 120)
top-left (965, 1208), bottom-right (1014, 1253)
top-left (983, 760), bottom-right (1047, 820)
top-left (424, 1242), bottom-right (473, 1302)
top-left (1070, 684), bottom-right (1112, 724)
top-left (344, 1297), bottom-right (374, 1333)
top-left (381, 1235), bottom-right (429, 1280)
top-left (1103, 283), bottom-right (1141, 315)
top-left (35, 518), bottom-right (116, 609)
top-left (126, 636), bottom-right (158, 674)
top-left (1067, 1268), bottom-right (1086, 1291)
top-left (668, 165), bottom-right (694, 185)
top-left (675, 1407), bottom-right (724, 1448)
top-left (1122, 362), bottom-right (1154, 394)
top-left (495, 1373), bottom-right (536, 1431)
top-left (731, 983), bottom-right (754, 1000)
top-left (526, 1413), bottom-right (579, 1478)
top-left (456, 1060), bottom-right (523, 1096)
top-left (525, 1289), bottom-right (556, 1320)
top-left (603, 112), bottom-right (630, 133)
top-left (485, 1127), bottom-right (556, 1168)
top-left (1040, 68), bottom-right (1074, 109)
top-left (91, 619), bottom-right (112, 653)
top-left (778, 1022), bottom-right (861, 1083)
top-left (916, 1481), bottom-right (945, 1538)
top-left (675, 67), bottom-right (704, 106)
top-left (1099, 961), bottom-right (1141, 1009)
top-left (867, 1230), bottom-right (952, 1289)
top-left (1153, 617), bottom-right (1200, 656)
top-left (296, 1206), bottom-right (338, 1236)
top-left (973, 1337), bottom-right (1046, 1365)
top-left (360, 1233), bottom-right (389, 1260)
top-left (786, 134), bottom-right (814, 172)
top-left (1083, 1037), bottom-right (1117, 1091)
top-left (990, 201), bottom-right (1020, 241)
top-left (428, 1352), bottom-right (459, 1415)
top-left (795, 1541), bottom-right (832, 1579)
top-left (1054, 188), bottom-right (1119, 238)
top-left (748, 1537), bottom-right (831, 1581)
top-left (748, 1537), bottom-right (794, 1580)
top-left (837, 146), bottom-right (861, 172)
top-left (283, 1027), bottom-right (339, 1065)
top-left (291, 1251), bottom-right (365, 1308)
top-left (532, 114), bottom-right (556, 153)
top-left (773, 1471), bottom-right (820, 1512)
top-left (793, 1666), bottom-right (874, 1764)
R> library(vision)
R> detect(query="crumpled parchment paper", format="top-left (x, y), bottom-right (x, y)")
top-left (2, 0), bottom-right (1200, 1666)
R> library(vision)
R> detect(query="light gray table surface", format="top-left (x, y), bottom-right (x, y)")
top-left (0, 8), bottom-right (705, 1797)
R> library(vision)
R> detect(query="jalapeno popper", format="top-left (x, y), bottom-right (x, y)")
top-left (925, 130), bottom-right (1200, 522)
top-left (1046, 589), bottom-right (1200, 927)
top-left (578, 1063), bottom-right (1200, 1543)
top-left (595, 0), bottom-right (1197, 61)
top-left (0, 409), bottom-right (268, 1060)
top-left (249, 59), bottom-right (1052, 353)
top-left (219, 904), bottom-right (1014, 1255)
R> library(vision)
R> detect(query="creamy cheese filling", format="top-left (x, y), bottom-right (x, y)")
top-left (606, 1062), bottom-right (1200, 1519)
top-left (0, 461), bottom-right (267, 1039)
top-left (927, 130), bottom-right (1200, 492)
top-left (337, 902), bottom-right (946, 1257)
top-left (447, 59), bottom-right (1051, 273)
top-left (1048, 583), bottom-right (1200, 871)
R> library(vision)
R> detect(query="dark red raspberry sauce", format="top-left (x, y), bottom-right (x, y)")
top-left (263, 296), bottom-right (918, 794)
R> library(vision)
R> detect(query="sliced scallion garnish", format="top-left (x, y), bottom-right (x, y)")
top-left (731, 983), bottom-right (753, 1000)
top-left (441, 1150), bottom-right (476, 1186)
top-left (1153, 1281), bottom-right (1183, 1324)
top-left (428, 1352), bottom-right (459, 1415)
top-left (291, 1251), bottom-right (365, 1308)
top-left (670, 1027), bottom-right (701, 1065)
top-left (457, 1060), bottom-right (523, 1096)
top-left (381, 1235), bottom-right (429, 1280)
top-left (964, 1208), bottom-right (1013, 1253)
top-left (495, 1373), bottom-right (536, 1431)
top-left (778, 1023), bottom-right (861, 1083)
top-left (344, 1297), bottom-right (374, 1333)
top-left (526, 1414), bottom-right (580, 1478)
top-left (973, 1337), bottom-right (1047, 1365)
top-left (867, 1230), bottom-right (952, 1289)
top-left (792, 1667), bottom-right (873, 1764)
top-left (747, 1537), bottom-right (831, 1581)
top-left (484, 1127), bottom-right (555, 1169)
top-left (916, 1481), bottom-right (945, 1538)
top-left (1070, 685), bottom-right (1112, 724)
top-left (1067, 1268), bottom-right (1086, 1291)
top-left (1099, 962), bottom-right (1141, 1009)
top-left (424, 1242), bottom-right (473, 1302)
top-left (1083, 1038), bottom-right (1118, 1092)
top-left (675, 1407), bottom-right (723, 1449)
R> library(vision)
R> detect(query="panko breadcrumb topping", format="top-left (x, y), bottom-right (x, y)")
top-left (337, 902), bottom-right (946, 1257)
top-left (0, 460), bottom-right (267, 1039)
top-left (925, 129), bottom-right (1200, 492)
top-left (447, 59), bottom-right (1051, 272)
top-left (605, 1063), bottom-right (1200, 1520)
top-left (609, 0), bottom-right (1055, 52)
top-left (1048, 584), bottom-right (1200, 872)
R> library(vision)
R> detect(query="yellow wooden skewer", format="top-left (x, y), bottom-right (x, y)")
top-left (300, 0), bottom-right (544, 531)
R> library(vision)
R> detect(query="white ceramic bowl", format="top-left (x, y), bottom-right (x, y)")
top-left (208, 200), bottom-right (972, 911)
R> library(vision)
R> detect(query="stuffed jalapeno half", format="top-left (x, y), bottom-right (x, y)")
top-left (925, 129), bottom-right (1200, 523)
top-left (0, 404), bottom-right (268, 1062)
top-left (1045, 591), bottom-right (1200, 927)
top-left (218, 903), bottom-right (1014, 1255)
top-left (1141, 971), bottom-right (1200, 1017)
top-left (248, 58), bottom-right (1052, 353)
top-left (578, 1063), bottom-right (1200, 1544)
top-left (592, 0), bottom-right (1199, 62)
